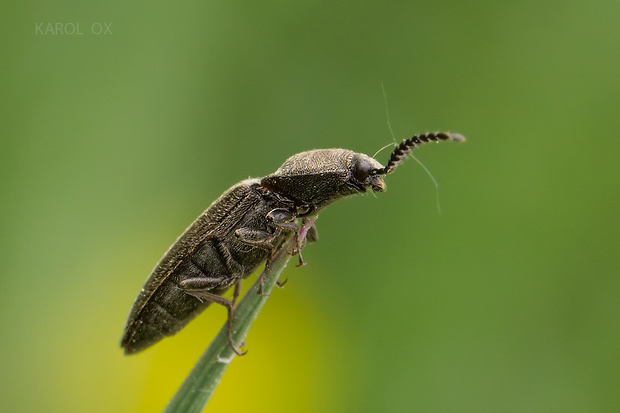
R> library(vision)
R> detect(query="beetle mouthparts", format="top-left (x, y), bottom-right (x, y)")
top-left (381, 132), bottom-right (464, 175)
top-left (371, 180), bottom-right (386, 192)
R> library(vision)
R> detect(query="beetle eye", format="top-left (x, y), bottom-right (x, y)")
top-left (353, 158), bottom-right (372, 181)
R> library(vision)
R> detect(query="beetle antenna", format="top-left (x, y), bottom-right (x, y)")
top-left (380, 132), bottom-right (465, 175)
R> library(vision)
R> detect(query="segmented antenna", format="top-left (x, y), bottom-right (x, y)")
top-left (380, 132), bottom-right (465, 175)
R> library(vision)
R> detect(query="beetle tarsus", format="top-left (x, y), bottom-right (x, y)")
top-left (295, 249), bottom-right (307, 267)
top-left (226, 305), bottom-right (247, 356)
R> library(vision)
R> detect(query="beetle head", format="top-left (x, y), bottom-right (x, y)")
top-left (260, 132), bottom-right (464, 213)
top-left (350, 153), bottom-right (386, 192)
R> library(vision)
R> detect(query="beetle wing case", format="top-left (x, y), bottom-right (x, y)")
top-left (121, 179), bottom-right (269, 354)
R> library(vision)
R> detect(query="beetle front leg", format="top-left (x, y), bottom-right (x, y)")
top-left (298, 216), bottom-right (318, 245)
top-left (294, 216), bottom-right (318, 266)
top-left (267, 209), bottom-right (318, 266)
top-left (305, 221), bottom-right (318, 243)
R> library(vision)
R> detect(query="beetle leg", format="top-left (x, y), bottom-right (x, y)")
top-left (267, 210), bottom-right (319, 266)
top-left (294, 216), bottom-right (319, 266)
top-left (298, 216), bottom-right (318, 245)
top-left (179, 282), bottom-right (247, 356)
top-left (266, 208), bottom-right (298, 232)
top-left (178, 277), bottom-right (228, 293)
top-left (231, 279), bottom-right (242, 306)
top-left (305, 221), bottom-right (318, 243)
top-left (266, 208), bottom-right (303, 263)
top-left (234, 228), bottom-right (278, 251)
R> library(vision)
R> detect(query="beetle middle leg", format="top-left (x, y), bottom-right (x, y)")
top-left (179, 279), bottom-right (246, 356)
top-left (234, 227), bottom-right (281, 295)
top-left (234, 228), bottom-right (279, 250)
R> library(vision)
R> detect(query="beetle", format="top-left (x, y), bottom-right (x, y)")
top-left (121, 131), bottom-right (464, 355)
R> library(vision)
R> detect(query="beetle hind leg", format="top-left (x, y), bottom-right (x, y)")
top-left (179, 279), bottom-right (247, 356)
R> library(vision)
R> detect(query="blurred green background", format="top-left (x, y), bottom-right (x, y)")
top-left (2, 1), bottom-right (619, 412)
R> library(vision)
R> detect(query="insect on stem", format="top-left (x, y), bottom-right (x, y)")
top-left (121, 129), bottom-right (463, 359)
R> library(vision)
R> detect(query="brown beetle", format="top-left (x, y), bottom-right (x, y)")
top-left (121, 132), bottom-right (464, 355)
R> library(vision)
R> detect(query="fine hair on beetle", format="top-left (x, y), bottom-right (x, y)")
top-left (120, 131), bottom-right (464, 356)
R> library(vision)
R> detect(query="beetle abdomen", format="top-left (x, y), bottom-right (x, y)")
top-left (121, 228), bottom-right (272, 354)
top-left (120, 280), bottom-right (211, 354)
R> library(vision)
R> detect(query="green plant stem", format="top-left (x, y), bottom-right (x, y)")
top-left (163, 233), bottom-right (295, 413)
